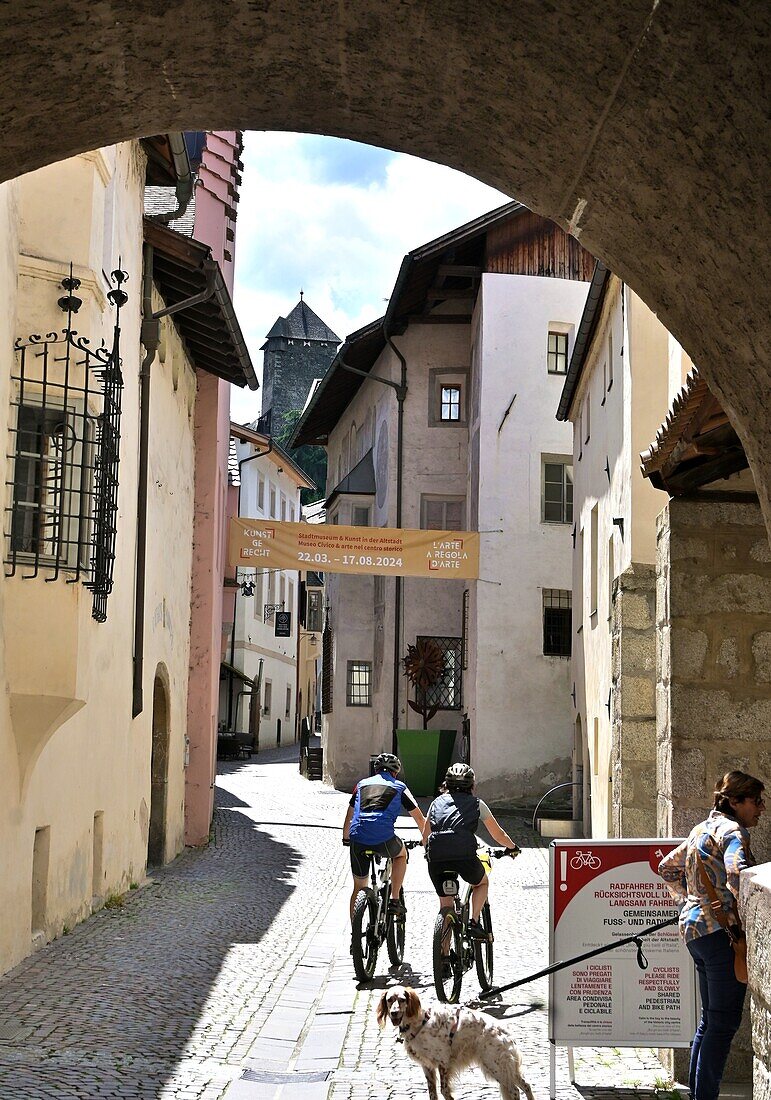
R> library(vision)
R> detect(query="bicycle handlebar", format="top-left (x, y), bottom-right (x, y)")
top-left (485, 845), bottom-right (521, 859)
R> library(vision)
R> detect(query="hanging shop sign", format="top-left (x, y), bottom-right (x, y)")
top-left (229, 519), bottom-right (480, 579)
top-left (549, 839), bottom-right (697, 1051)
top-left (274, 611), bottom-right (292, 638)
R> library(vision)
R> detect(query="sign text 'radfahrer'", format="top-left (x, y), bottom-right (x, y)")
top-left (229, 519), bottom-right (480, 580)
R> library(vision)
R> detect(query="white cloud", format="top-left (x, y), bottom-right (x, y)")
top-left (230, 132), bottom-right (509, 422)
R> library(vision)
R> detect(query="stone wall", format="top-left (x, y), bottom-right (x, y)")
top-left (611, 563), bottom-right (657, 837)
top-left (262, 342), bottom-right (337, 432)
top-left (656, 495), bottom-right (771, 1081)
top-left (741, 863), bottom-right (771, 1100)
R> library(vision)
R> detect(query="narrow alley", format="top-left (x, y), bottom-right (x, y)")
top-left (0, 750), bottom-right (667, 1100)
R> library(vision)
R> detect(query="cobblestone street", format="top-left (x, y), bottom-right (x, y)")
top-left (0, 748), bottom-right (676, 1099)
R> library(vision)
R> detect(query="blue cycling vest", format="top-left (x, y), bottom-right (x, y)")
top-left (350, 772), bottom-right (408, 845)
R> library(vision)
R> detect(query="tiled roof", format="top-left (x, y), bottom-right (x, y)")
top-left (263, 298), bottom-right (340, 345)
top-left (325, 449), bottom-right (375, 507)
top-left (640, 369), bottom-right (748, 493)
top-left (143, 185), bottom-right (197, 236)
top-left (640, 369), bottom-right (711, 477)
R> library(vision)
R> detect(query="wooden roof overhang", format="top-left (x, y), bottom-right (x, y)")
top-left (144, 218), bottom-right (258, 390)
top-left (640, 370), bottom-right (748, 494)
top-left (291, 203), bottom-right (528, 448)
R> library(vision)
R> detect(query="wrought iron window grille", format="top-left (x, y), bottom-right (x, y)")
top-left (543, 588), bottom-right (572, 657)
top-left (416, 635), bottom-right (463, 710)
top-left (4, 264), bottom-right (128, 623)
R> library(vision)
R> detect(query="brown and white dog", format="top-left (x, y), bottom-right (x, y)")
top-left (377, 985), bottom-right (536, 1100)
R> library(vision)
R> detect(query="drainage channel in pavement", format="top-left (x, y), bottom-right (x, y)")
top-left (224, 887), bottom-right (354, 1099)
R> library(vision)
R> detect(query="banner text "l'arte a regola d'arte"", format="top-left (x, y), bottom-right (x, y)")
top-left (229, 519), bottom-right (480, 579)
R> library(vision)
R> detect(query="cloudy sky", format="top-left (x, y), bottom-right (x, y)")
top-left (230, 132), bottom-right (508, 423)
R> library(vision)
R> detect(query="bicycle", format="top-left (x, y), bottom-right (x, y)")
top-left (431, 846), bottom-right (519, 1003)
top-left (350, 838), bottom-right (422, 983)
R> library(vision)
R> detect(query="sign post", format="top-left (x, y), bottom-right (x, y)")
top-left (549, 839), bottom-right (697, 1098)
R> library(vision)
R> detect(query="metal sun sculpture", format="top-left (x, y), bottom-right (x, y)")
top-left (402, 638), bottom-right (445, 729)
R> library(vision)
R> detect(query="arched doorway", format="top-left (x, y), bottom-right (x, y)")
top-left (147, 671), bottom-right (170, 868)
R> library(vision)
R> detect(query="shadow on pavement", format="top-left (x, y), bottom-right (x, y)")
top-left (0, 799), bottom-right (302, 1099)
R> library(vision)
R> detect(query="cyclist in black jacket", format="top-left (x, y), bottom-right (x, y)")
top-left (423, 763), bottom-right (518, 940)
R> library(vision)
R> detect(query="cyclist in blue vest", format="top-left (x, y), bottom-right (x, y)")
top-left (342, 753), bottom-right (426, 920)
top-left (424, 763), bottom-right (519, 941)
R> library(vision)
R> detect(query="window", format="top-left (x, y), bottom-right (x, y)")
top-left (543, 589), bottom-right (572, 657)
top-left (285, 685), bottom-right (292, 719)
top-left (288, 579), bottom-right (294, 613)
top-left (280, 494), bottom-right (286, 521)
top-left (269, 486), bottom-right (276, 517)
top-left (542, 460), bottom-right (573, 523)
top-left (263, 680), bottom-right (272, 716)
top-left (346, 661), bottom-right (372, 706)
top-left (352, 504), bottom-right (371, 526)
top-left (307, 589), bottom-right (323, 633)
top-left (253, 572), bottom-right (263, 618)
top-left (429, 369), bottom-right (468, 426)
top-left (289, 503), bottom-right (295, 522)
top-left (584, 392), bottom-right (591, 444)
top-left (257, 475), bottom-right (265, 511)
top-left (9, 402), bottom-right (93, 570)
top-left (590, 504), bottom-right (599, 617)
top-left (279, 574), bottom-right (286, 608)
top-left (440, 385), bottom-right (461, 421)
top-left (547, 331), bottom-right (569, 374)
top-left (417, 636), bottom-right (462, 710)
top-left (421, 496), bottom-right (465, 531)
top-left (607, 330), bottom-right (614, 389)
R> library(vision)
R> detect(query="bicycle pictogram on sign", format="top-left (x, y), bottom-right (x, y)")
top-left (569, 850), bottom-right (601, 870)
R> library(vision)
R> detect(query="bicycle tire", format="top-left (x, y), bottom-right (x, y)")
top-left (474, 902), bottom-right (494, 990)
top-left (432, 910), bottom-right (463, 1003)
top-left (351, 890), bottom-right (379, 982)
top-left (386, 888), bottom-right (406, 966)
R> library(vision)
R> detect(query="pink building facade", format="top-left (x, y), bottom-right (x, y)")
top-left (185, 131), bottom-right (247, 845)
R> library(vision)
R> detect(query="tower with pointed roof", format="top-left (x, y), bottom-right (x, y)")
top-left (258, 295), bottom-right (339, 434)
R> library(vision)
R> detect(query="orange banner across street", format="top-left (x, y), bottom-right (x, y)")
top-left (229, 518), bottom-right (480, 579)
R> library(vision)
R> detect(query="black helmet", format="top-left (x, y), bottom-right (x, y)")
top-left (445, 763), bottom-right (475, 790)
top-left (374, 752), bottom-right (402, 775)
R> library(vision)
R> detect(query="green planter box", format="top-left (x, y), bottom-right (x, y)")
top-left (396, 728), bottom-right (456, 797)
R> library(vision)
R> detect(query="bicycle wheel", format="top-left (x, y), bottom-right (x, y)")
top-left (474, 902), bottom-right (494, 990)
top-left (386, 887), bottom-right (406, 966)
top-left (432, 910), bottom-right (463, 1003)
top-left (351, 890), bottom-right (379, 982)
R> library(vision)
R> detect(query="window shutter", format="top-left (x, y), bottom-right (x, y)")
top-left (424, 500), bottom-right (444, 529)
top-left (321, 615), bottom-right (333, 713)
top-left (445, 501), bottom-right (463, 531)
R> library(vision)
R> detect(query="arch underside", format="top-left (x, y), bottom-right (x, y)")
top-left (0, 0), bottom-right (769, 523)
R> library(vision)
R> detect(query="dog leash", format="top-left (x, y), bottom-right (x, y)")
top-left (478, 915), bottom-right (678, 1001)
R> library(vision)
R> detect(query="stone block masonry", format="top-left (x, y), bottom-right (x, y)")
top-left (656, 495), bottom-right (771, 1084)
top-left (611, 563), bottom-right (657, 838)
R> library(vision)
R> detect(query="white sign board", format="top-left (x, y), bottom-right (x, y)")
top-left (549, 839), bottom-right (697, 1048)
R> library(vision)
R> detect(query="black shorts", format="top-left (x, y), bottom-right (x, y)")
top-left (428, 857), bottom-right (486, 897)
top-left (350, 836), bottom-right (404, 878)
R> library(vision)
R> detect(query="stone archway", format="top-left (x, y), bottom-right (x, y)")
top-left (0, 3), bottom-right (769, 536)
top-left (147, 670), bottom-right (171, 868)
